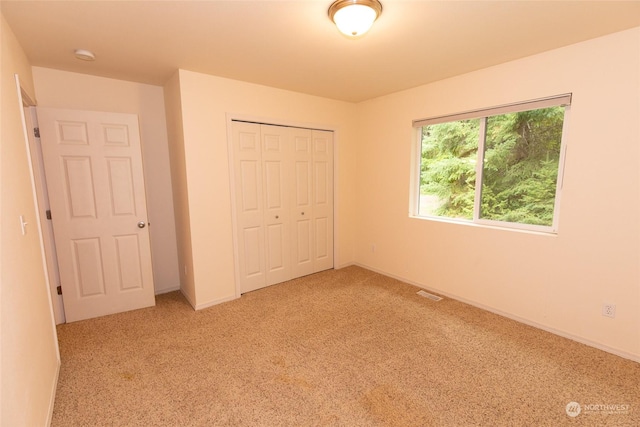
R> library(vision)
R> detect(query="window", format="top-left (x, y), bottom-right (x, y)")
top-left (413, 94), bottom-right (571, 233)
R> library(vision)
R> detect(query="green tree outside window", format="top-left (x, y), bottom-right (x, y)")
top-left (420, 106), bottom-right (565, 228)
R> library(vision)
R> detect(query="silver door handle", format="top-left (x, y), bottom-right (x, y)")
top-left (137, 221), bottom-right (146, 229)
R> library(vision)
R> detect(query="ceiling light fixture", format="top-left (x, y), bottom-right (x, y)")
top-left (329, 0), bottom-right (382, 37)
top-left (74, 49), bottom-right (96, 61)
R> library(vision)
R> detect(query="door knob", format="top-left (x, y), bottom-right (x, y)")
top-left (137, 221), bottom-right (146, 229)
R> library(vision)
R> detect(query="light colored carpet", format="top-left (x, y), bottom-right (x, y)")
top-left (52, 266), bottom-right (640, 426)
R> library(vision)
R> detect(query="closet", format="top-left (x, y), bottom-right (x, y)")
top-left (230, 121), bottom-right (334, 293)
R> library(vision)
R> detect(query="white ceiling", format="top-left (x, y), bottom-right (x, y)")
top-left (2, 1), bottom-right (640, 103)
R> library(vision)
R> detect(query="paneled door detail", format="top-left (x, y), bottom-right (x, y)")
top-left (290, 127), bottom-right (314, 278)
top-left (37, 107), bottom-right (155, 322)
top-left (232, 121), bottom-right (266, 293)
top-left (261, 125), bottom-right (292, 286)
top-left (231, 121), bottom-right (333, 294)
top-left (312, 130), bottom-right (334, 272)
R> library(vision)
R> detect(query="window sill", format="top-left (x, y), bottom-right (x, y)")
top-left (408, 214), bottom-right (559, 237)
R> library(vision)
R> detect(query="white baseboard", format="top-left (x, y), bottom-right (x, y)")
top-left (180, 288), bottom-right (196, 309)
top-left (194, 294), bottom-right (238, 311)
top-left (179, 288), bottom-right (238, 311)
top-left (154, 284), bottom-right (181, 295)
top-left (353, 262), bottom-right (640, 364)
top-left (334, 262), bottom-right (356, 270)
top-left (46, 358), bottom-right (61, 426)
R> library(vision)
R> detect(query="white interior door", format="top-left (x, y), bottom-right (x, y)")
top-left (232, 121), bottom-right (267, 293)
top-left (37, 107), bottom-right (155, 322)
top-left (261, 125), bottom-right (292, 286)
top-left (312, 130), bottom-right (334, 272)
top-left (231, 121), bottom-right (333, 294)
top-left (290, 127), bottom-right (314, 278)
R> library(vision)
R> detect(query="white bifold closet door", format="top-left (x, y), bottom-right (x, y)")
top-left (231, 121), bottom-right (333, 294)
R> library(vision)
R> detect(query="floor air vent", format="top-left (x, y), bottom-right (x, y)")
top-left (417, 290), bottom-right (443, 301)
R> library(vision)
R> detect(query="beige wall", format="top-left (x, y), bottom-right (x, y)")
top-left (354, 27), bottom-right (640, 360)
top-left (163, 71), bottom-right (195, 304)
top-left (31, 67), bottom-right (181, 295)
top-left (2, 10), bottom-right (636, 427)
top-left (168, 69), bottom-right (358, 308)
top-left (0, 14), bottom-right (59, 426)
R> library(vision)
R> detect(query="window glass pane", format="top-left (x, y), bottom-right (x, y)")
top-left (419, 119), bottom-right (479, 220)
top-left (480, 106), bottom-right (565, 226)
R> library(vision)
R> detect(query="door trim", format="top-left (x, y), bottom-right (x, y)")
top-left (15, 74), bottom-right (62, 347)
top-left (226, 113), bottom-right (338, 298)
top-left (23, 106), bottom-right (66, 324)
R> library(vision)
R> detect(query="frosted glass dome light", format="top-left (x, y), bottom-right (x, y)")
top-left (329, 0), bottom-right (382, 37)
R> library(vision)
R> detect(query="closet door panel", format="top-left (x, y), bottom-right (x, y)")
top-left (290, 128), bottom-right (314, 277)
top-left (261, 125), bottom-right (292, 286)
top-left (232, 122), bottom-right (266, 293)
top-left (312, 130), bottom-right (334, 272)
top-left (231, 122), bottom-right (333, 293)
top-left (242, 225), bottom-right (263, 276)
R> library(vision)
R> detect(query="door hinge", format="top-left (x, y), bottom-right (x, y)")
top-left (56, 285), bottom-right (62, 295)
top-left (33, 127), bottom-right (40, 138)
top-left (46, 209), bottom-right (52, 220)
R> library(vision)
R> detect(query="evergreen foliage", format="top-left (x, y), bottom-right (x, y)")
top-left (420, 106), bottom-right (565, 226)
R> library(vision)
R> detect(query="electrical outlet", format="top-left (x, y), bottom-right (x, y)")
top-left (602, 303), bottom-right (616, 318)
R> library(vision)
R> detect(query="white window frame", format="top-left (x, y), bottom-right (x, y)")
top-left (411, 94), bottom-right (571, 234)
